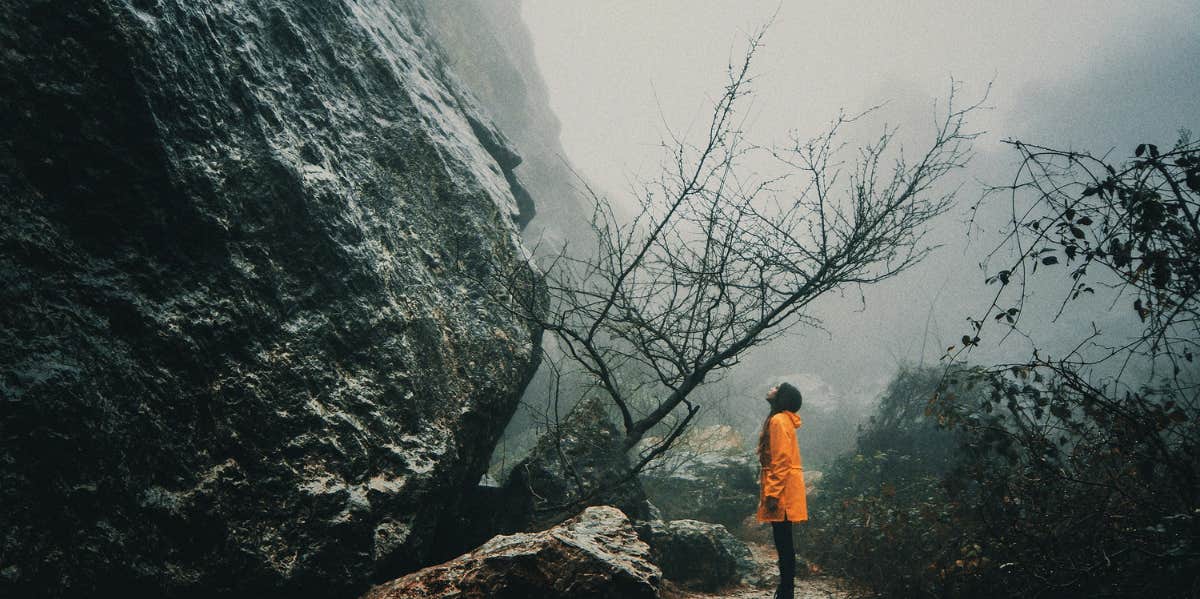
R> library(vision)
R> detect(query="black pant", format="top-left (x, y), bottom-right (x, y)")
top-left (771, 521), bottom-right (795, 593)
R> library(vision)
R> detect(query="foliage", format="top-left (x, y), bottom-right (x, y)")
top-left (956, 135), bottom-right (1200, 597)
top-left (969, 135), bottom-right (1200, 366)
top-left (797, 366), bottom-right (994, 597)
top-left (935, 368), bottom-right (1199, 598)
top-left (802, 363), bottom-right (1199, 598)
top-left (803, 137), bottom-right (1200, 598)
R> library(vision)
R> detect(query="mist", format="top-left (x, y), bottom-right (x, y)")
top-left (3, 2), bottom-right (1196, 597)
top-left (518, 0), bottom-right (1200, 446)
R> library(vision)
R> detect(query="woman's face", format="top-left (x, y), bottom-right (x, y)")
top-left (765, 386), bottom-right (778, 405)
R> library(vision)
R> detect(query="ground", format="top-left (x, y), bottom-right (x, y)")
top-left (660, 543), bottom-right (868, 599)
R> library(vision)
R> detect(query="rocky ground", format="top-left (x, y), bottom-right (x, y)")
top-left (662, 543), bottom-right (867, 599)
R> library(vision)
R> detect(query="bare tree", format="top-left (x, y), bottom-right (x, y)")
top-left (506, 30), bottom-right (983, 476)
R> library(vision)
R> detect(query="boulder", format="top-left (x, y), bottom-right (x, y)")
top-left (641, 452), bottom-right (760, 536)
top-left (363, 506), bottom-right (661, 599)
top-left (499, 396), bottom-right (652, 534)
top-left (0, 1), bottom-right (541, 596)
top-left (635, 518), bottom-right (758, 592)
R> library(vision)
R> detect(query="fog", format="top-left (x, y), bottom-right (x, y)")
top-left (6, 2), bottom-right (1195, 594)
top-left (518, 0), bottom-right (1200, 452)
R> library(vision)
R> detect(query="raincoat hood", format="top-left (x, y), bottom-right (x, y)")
top-left (781, 410), bottom-right (802, 429)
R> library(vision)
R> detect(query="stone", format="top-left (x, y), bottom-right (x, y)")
top-left (500, 396), bottom-right (652, 534)
top-left (431, 397), bottom-right (656, 562)
top-left (740, 514), bottom-right (775, 545)
top-left (363, 506), bottom-right (661, 599)
top-left (635, 518), bottom-right (758, 592)
top-left (430, 397), bottom-right (653, 563)
top-left (0, 1), bottom-right (543, 597)
top-left (641, 451), bottom-right (761, 536)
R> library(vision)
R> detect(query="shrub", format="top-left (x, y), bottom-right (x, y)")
top-left (800, 364), bottom-right (1200, 598)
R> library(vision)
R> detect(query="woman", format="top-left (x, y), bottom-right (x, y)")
top-left (756, 382), bottom-right (806, 599)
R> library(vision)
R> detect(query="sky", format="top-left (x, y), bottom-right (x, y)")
top-left (518, 0), bottom-right (1200, 423)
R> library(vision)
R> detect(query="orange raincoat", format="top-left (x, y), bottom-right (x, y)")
top-left (756, 410), bottom-right (807, 522)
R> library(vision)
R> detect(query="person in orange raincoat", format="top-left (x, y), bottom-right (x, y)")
top-left (756, 382), bottom-right (806, 599)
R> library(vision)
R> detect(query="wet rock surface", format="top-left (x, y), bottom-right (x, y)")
top-left (500, 396), bottom-right (652, 534)
top-left (432, 397), bottom-right (651, 562)
top-left (635, 518), bottom-right (760, 592)
top-left (363, 505), bottom-right (661, 599)
top-left (642, 452), bottom-right (761, 536)
top-left (0, 1), bottom-right (541, 596)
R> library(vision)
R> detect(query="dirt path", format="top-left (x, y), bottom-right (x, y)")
top-left (662, 543), bottom-right (868, 599)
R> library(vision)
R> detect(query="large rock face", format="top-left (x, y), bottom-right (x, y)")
top-left (363, 506), bottom-right (661, 599)
top-left (422, 0), bottom-right (596, 249)
top-left (0, 1), bottom-right (542, 597)
top-left (423, 0), bottom-right (605, 469)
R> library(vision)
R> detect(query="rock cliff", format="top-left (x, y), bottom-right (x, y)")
top-left (422, 0), bottom-right (596, 250)
top-left (0, 1), bottom-right (544, 596)
top-left (421, 1), bottom-right (609, 500)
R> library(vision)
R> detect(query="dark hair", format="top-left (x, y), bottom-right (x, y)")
top-left (774, 382), bottom-right (803, 412)
top-left (757, 382), bottom-right (803, 466)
